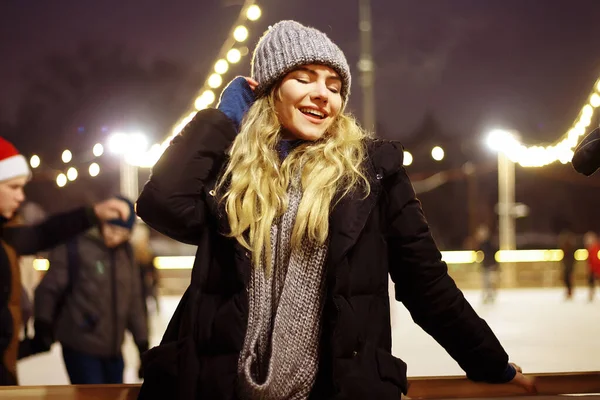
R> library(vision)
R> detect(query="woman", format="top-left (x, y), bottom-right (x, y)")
top-left (136, 20), bottom-right (534, 400)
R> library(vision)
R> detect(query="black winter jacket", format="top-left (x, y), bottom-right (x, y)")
top-left (136, 109), bottom-right (512, 400)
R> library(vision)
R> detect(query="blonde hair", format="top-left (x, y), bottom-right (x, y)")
top-left (216, 90), bottom-right (372, 270)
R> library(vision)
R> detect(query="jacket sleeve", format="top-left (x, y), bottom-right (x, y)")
top-left (136, 108), bottom-right (237, 244)
top-left (384, 165), bottom-right (513, 383)
top-left (34, 245), bottom-right (69, 324)
top-left (3, 207), bottom-right (97, 255)
top-left (127, 255), bottom-right (149, 346)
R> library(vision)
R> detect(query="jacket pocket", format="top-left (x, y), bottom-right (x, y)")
top-left (335, 343), bottom-right (407, 400)
top-left (139, 336), bottom-right (200, 400)
top-left (375, 348), bottom-right (408, 394)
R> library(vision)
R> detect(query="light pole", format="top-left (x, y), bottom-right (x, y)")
top-left (497, 150), bottom-right (516, 253)
top-left (119, 159), bottom-right (139, 201)
top-left (108, 132), bottom-right (148, 200)
top-left (358, 0), bottom-right (375, 131)
top-left (486, 130), bottom-right (518, 287)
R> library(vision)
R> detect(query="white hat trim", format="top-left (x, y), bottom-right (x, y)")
top-left (0, 154), bottom-right (31, 182)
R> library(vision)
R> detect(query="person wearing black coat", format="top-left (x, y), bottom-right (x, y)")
top-left (0, 136), bottom-right (134, 385)
top-left (135, 20), bottom-right (535, 400)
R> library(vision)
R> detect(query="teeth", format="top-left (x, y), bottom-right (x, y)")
top-left (300, 108), bottom-right (325, 118)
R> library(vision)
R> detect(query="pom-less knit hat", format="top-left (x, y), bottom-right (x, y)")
top-left (0, 137), bottom-right (30, 182)
top-left (251, 20), bottom-right (351, 102)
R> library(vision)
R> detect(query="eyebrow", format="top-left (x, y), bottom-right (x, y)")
top-left (295, 67), bottom-right (342, 83)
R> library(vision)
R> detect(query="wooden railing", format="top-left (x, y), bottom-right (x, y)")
top-left (1, 372), bottom-right (599, 399)
top-left (407, 371), bottom-right (600, 398)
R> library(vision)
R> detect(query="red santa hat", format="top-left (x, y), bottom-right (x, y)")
top-left (0, 137), bottom-right (31, 182)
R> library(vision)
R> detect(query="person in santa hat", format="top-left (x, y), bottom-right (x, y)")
top-left (0, 136), bottom-right (132, 385)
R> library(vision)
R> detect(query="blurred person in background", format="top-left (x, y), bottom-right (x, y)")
top-left (0, 136), bottom-right (131, 386)
top-left (476, 225), bottom-right (499, 304)
top-left (558, 230), bottom-right (577, 300)
top-left (135, 20), bottom-right (534, 399)
top-left (31, 197), bottom-right (148, 384)
top-left (583, 231), bottom-right (600, 302)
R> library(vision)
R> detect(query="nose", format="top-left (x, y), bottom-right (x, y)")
top-left (15, 188), bottom-right (25, 203)
top-left (310, 82), bottom-right (329, 103)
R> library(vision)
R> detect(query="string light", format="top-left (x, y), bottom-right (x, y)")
top-left (233, 25), bottom-right (249, 42)
top-left (67, 167), bottom-right (78, 181)
top-left (30, 155), bottom-right (40, 169)
top-left (56, 173), bottom-right (67, 187)
top-left (214, 59), bottom-right (229, 74)
top-left (246, 5), bottom-right (261, 21)
top-left (61, 150), bottom-right (72, 163)
top-left (491, 77), bottom-right (600, 168)
top-left (431, 146), bottom-right (445, 161)
top-left (89, 163), bottom-right (100, 177)
top-left (208, 73), bottom-right (223, 89)
top-left (227, 48), bottom-right (242, 63)
top-left (93, 143), bottom-right (104, 157)
top-left (149, 1), bottom-right (263, 165)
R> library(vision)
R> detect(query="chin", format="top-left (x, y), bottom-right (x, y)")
top-left (292, 129), bottom-right (326, 142)
top-left (1, 210), bottom-right (15, 220)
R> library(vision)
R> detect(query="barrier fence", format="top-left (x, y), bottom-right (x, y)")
top-left (2, 371), bottom-right (599, 399)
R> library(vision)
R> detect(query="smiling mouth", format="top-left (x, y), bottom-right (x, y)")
top-left (299, 107), bottom-right (327, 119)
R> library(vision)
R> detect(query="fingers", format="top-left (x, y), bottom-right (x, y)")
top-left (94, 198), bottom-right (131, 221)
top-left (517, 374), bottom-right (537, 393)
top-left (114, 199), bottom-right (131, 220)
top-left (511, 371), bottom-right (537, 394)
top-left (510, 362), bottom-right (523, 374)
top-left (244, 77), bottom-right (259, 90)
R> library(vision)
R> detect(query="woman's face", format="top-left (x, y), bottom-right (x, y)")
top-left (274, 64), bottom-right (343, 141)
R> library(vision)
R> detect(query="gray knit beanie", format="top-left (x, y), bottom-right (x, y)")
top-left (251, 20), bottom-right (351, 102)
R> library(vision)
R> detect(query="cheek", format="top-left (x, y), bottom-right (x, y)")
top-left (330, 99), bottom-right (343, 116)
top-left (275, 102), bottom-right (296, 128)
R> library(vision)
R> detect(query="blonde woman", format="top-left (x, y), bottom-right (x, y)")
top-left (136, 20), bottom-right (534, 400)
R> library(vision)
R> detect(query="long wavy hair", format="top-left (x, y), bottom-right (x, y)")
top-left (216, 87), bottom-right (372, 271)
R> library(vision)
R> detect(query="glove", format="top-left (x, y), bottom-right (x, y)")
top-left (217, 76), bottom-right (256, 132)
top-left (136, 340), bottom-right (149, 380)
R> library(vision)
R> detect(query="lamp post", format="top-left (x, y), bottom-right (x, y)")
top-left (358, 0), bottom-right (375, 131)
top-left (119, 159), bottom-right (139, 201)
top-left (486, 129), bottom-right (518, 287)
top-left (108, 132), bottom-right (148, 200)
top-left (497, 150), bottom-right (516, 254)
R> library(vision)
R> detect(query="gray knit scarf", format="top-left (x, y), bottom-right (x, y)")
top-left (237, 176), bottom-right (329, 400)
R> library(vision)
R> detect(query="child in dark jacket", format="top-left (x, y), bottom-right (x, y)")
top-left (32, 198), bottom-right (148, 384)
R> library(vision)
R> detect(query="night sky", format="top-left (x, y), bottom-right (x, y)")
top-left (3, 0), bottom-right (600, 147)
